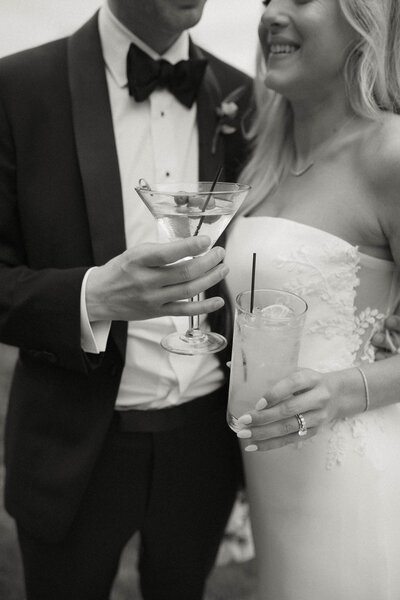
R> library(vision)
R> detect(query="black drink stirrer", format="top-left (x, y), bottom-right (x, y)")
top-left (250, 252), bottom-right (256, 313)
top-left (193, 165), bottom-right (223, 236)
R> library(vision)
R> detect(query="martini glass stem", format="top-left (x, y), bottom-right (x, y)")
top-left (187, 297), bottom-right (201, 337)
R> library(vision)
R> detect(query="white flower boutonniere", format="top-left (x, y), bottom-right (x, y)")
top-left (211, 85), bottom-right (246, 155)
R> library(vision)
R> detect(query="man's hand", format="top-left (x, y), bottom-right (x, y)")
top-left (85, 235), bottom-right (228, 322)
top-left (371, 316), bottom-right (400, 360)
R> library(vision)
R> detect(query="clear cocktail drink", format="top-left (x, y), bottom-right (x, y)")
top-left (135, 181), bottom-right (250, 355)
top-left (151, 198), bottom-right (236, 247)
top-left (227, 289), bottom-right (307, 432)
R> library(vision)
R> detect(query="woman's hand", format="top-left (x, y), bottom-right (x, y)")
top-left (236, 368), bottom-right (341, 452)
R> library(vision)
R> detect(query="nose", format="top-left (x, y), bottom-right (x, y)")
top-left (260, 0), bottom-right (290, 31)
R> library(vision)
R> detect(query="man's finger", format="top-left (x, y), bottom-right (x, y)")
top-left (158, 246), bottom-right (225, 286)
top-left (137, 236), bottom-right (211, 267)
top-left (160, 296), bottom-right (225, 317)
top-left (385, 315), bottom-right (400, 334)
top-left (375, 349), bottom-right (390, 361)
top-left (160, 263), bottom-right (229, 303)
top-left (384, 329), bottom-right (400, 354)
top-left (371, 331), bottom-right (391, 351)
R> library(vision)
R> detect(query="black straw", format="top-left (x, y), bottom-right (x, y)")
top-left (250, 253), bottom-right (256, 313)
top-left (193, 165), bottom-right (223, 236)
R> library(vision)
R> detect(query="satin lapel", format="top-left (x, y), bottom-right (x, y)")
top-left (68, 13), bottom-right (126, 264)
top-left (190, 42), bottom-right (224, 180)
top-left (68, 13), bottom-right (127, 359)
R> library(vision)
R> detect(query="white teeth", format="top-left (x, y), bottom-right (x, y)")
top-left (270, 44), bottom-right (298, 55)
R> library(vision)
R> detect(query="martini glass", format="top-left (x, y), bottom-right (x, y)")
top-left (135, 181), bottom-right (250, 355)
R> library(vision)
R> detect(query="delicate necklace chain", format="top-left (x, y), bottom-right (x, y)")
top-left (290, 116), bottom-right (354, 177)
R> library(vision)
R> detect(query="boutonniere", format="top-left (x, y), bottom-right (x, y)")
top-left (211, 85), bottom-right (246, 155)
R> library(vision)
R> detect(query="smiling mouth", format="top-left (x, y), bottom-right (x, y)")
top-left (269, 43), bottom-right (299, 56)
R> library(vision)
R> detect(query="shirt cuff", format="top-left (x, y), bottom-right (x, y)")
top-left (80, 267), bottom-right (111, 354)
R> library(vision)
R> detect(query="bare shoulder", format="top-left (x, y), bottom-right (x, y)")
top-left (358, 113), bottom-right (400, 191)
top-left (357, 113), bottom-right (400, 262)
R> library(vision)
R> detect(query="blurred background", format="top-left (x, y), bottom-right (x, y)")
top-left (0, 0), bottom-right (261, 73)
top-left (0, 1), bottom-right (261, 598)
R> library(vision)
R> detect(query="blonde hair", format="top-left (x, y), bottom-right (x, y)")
top-left (240, 0), bottom-right (400, 213)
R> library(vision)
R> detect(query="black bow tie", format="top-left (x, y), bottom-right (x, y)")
top-left (126, 43), bottom-right (208, 109)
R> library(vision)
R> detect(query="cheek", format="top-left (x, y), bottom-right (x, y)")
top-left (302, 31), bottom-right (348, 72)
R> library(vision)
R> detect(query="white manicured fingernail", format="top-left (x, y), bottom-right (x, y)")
top-left (226, 361), bottom-right (232, 369)
top-left (244, 444), bottom-right (258, 452)
top-left (256, 397), bottom-right (268, 411)
top-left (237, 429), bottom-right (252, 439)
top-left (238, 414), bottom-right (252, 425)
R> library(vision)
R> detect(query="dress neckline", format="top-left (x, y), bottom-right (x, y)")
top-left (242, 215), bottom-right (395, 269)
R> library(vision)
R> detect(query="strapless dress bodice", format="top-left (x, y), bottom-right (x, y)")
top-left (226, 216), bottom-right (399, 372)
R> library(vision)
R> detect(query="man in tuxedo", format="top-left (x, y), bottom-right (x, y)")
top-left (0, 1), bottom-right (251, 598)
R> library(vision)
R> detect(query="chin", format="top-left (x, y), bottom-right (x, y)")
top-left (169, 8), bottom-right (203, 31)
top-left (264, 68), bottom-right (305, 98)
top-left (183, 7), bottom-right (204, 23)
top-left (264, 73), bottom-right (289, 95)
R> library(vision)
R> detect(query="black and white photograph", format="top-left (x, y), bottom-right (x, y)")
top-left (1, 1), bottom-right (400, 599)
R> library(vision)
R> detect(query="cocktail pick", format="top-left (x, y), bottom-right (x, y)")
top-left (250, 252), bottom-right (256, 313)
top-left (193, 165), bottom-right (223, 236)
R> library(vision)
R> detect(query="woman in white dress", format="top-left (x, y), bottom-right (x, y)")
top-left (225, 1), bottom-right (400, 598)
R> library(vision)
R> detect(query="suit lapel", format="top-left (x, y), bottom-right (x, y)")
top-left (68, 13), bottom-right (127, 358)
top-left (190, 42), bottom-right (225, 181)
top-left (68, 13), bottom-right (126, 265)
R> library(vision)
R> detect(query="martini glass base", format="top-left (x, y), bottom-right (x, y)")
top-left (160, 331), bottom-right (227, 355)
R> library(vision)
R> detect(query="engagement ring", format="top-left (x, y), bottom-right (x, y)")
top-left (296, 413), bottom-right (307, 437)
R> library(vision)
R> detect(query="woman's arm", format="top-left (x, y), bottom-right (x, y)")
top-left (236, 115), bottom-right (400, 452)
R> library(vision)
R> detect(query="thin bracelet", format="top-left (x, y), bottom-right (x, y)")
top-left (355, 366), bottom-right (370, 413)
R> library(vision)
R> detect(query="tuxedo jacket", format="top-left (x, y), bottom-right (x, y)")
top-left (0, 13), bottom-right (251, 542)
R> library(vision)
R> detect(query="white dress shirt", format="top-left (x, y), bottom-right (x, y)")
top-left (80, 2), bottom-right (224, 409)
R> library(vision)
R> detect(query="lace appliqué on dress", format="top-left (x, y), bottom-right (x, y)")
top-left (276, 241), bottom-right (360, 365)
top-left (356, 307), bottom-right (386, 362)
top-left (274, 241), bottom-right (388, 469)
